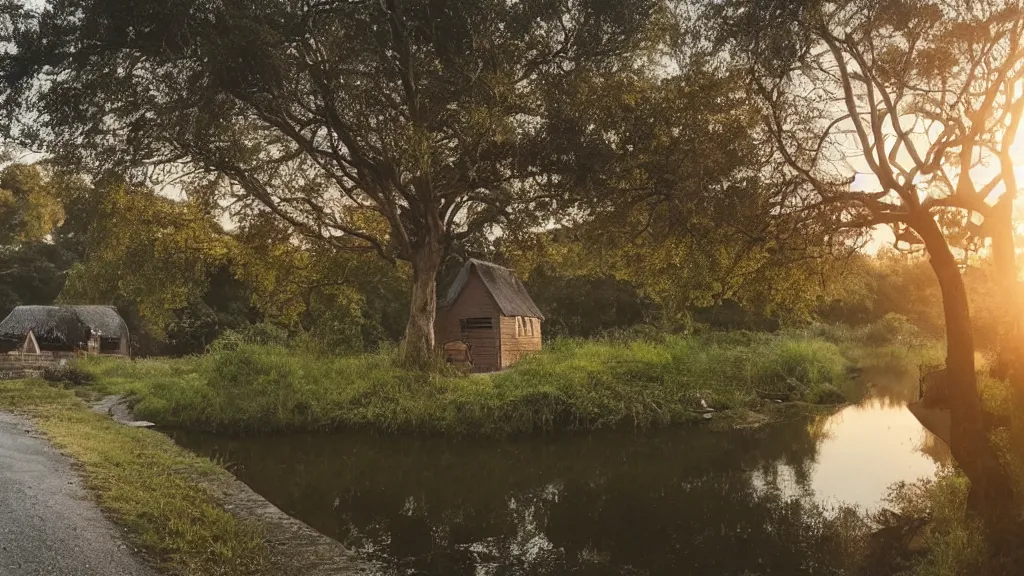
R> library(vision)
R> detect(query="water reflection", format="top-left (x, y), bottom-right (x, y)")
top-left (173, 367), bottom-right (947, 575)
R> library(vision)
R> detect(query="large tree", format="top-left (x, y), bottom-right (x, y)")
top-left (0, 0), bottom-right (661, 365)
top-left (716, 0), bottom-right (1022, 512)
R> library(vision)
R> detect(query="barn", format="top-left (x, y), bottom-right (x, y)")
top-left (436, 259), bottom-right (544, 372)
top-left (0, 305), bottom-right (130, 357)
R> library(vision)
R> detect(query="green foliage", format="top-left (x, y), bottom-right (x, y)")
top-left (801, 315), bottom-right (945, 375)
top-left (41, 364), bottom-right (95, 386)
top-left (0, 165), bottom-right (78, 318)
top-left (209, 323), bottom-right (290, 353)
top-left (513, 266), bottom-right (657, 338)
top-left (816, 251), bottom-right (1012, 353)
top-left (0, 164), bottom-right (64, 245)
top-left (233, 218), bottom-right (409, 351)
top-left (59, 181), bottom-right (230, 337)
top-left (500, 54), bottom-right (861, 326)
top-left (84, 332), bottom-right (851, 436)
top-left (0, 242), bottom-right (74, 317)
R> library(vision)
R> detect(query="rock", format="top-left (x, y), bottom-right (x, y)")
top-left (90, 395), bottom-right (153, 428)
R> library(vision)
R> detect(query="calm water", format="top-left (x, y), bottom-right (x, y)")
top-left (172, 368), bottom-right (948, 575)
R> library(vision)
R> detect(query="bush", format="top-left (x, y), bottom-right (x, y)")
top-left (42, 364), bottom-right (95, 386)
top-left (209, 323), bottom-right (291, 352)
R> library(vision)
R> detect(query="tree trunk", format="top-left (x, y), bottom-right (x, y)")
top-left (917, 218), bottom-right (1015, 513)
top-left (402, 239), bottom-right (443, 369)
top-left (987, 202), bottom-right (1019, 381)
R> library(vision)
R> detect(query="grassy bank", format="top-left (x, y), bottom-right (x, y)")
top-left (84, 331), bottom-right (852, 436)
top-left (0, 379), bottom-right (270, 576)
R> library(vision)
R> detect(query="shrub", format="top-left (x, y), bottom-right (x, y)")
top-left (208, 323), bottom-right (291, 353)
top-left (42, 364), bottom-right (95, 386)
top-left (207, 330), bottom-right (245, 353)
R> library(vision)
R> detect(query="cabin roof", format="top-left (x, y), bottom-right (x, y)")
top-left (442, 259), bottom-right (545, 320)
top-left (0, 305), bottom-right (129, 348)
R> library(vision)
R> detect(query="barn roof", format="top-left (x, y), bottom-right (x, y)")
top-left (442, 259), bottom-right (545, 320)
top-left (0, 305), bottom-right (129, 349)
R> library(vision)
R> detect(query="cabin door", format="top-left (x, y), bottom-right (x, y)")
top-left (459, 317), bottom-right (499, 372)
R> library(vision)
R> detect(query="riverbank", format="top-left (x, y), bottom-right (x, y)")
top-left (0, 379), bottom-right (361, 576)
top-left (83, 331), bottom-right (859, 436)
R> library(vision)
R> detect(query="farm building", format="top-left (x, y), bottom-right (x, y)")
top-left (437, 259), bottom-right (544, 372)
top-left (0, 305), bottom-right (130, 358)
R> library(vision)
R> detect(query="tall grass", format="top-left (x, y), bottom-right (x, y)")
top-left (84, 332), bottom-right (851, 436)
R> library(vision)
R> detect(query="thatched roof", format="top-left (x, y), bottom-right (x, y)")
top-left (0, 305), bottom-right (128, 350)
top-left (442, 259), bottom-right (544, 320)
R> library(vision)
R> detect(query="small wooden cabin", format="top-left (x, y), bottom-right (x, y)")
top-left (0, 305), bottom-right (130, 358)
top-left (437, 259), bottom-right (544, 372)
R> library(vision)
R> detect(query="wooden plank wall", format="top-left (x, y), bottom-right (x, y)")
top-left (499, 316), bottom-right (542, 369)
top-left (436, 273), bottom-right (501, 372)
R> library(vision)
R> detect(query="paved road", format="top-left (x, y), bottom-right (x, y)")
top-left (0, 412), bottom-right (157, 576)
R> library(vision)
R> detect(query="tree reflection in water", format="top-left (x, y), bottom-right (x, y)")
top-left (175, 417), bottom-right (879, 575)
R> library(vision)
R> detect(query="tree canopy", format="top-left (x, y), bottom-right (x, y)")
top-left (0, 0), bottom-right (666, 364)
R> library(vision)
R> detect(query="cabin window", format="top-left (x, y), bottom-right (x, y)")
top-left (528, 318), bottom-right (535, 336)
top-left (460, 317), bottom-right (494, 331)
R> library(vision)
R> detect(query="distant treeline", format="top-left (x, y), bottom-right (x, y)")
top-left (0, 159), bottom-right (998, 356)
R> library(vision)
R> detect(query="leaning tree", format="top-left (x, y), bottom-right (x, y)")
top-left (0, 0), bottom-right (662, 365)
top-left (717, 0), bottom-right (1024, 512)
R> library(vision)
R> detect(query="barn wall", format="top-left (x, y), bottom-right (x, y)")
top-left (499, 316), bottom-right (543, 369)
top-left (436, 272), bottom-right (501, 372)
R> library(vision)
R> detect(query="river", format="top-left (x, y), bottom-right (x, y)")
top-left (172, 366), bottom-right (948, 575)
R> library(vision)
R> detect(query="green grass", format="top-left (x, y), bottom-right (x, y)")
top-left (0, 379), bottom-right (270, 576)
top-left (83, 331), bottom-right (852, 436)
